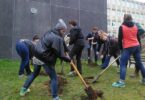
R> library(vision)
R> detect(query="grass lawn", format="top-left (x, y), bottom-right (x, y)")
top-left (0, 59), bottom-right (145, 100)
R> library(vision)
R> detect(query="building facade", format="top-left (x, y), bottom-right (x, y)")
top-left (107, 0), bottom-right (145, 37)
top-left (0, 0), bottom-right (107, 59)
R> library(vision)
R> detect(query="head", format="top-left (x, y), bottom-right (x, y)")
top-left (123, 14), bottom-right (132, 22)
top-left (68, 20), bottom-right (77, 28)
top-left (98, 30), bottom-right (108, 41)
top-left (32, 34), bottom-right (40, 44)
top-left (92, 27), bottom-right (98, 33)
top-left (55, 19), bottom-right (67, 37)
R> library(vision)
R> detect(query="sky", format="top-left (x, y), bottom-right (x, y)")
top-left (135, 0), bottom-right (145, 3)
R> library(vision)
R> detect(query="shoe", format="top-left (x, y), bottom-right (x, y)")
top-left (101, 66), bottom-right (106, 69)
top-left (112, 81), bottom-right (125, 88)
top-left (53, 96), bottom-right (61, 100)
top-left (117, 70), bottom-right (120, 74)
top-left (20, 87), bottom-right (30, 96)
top-left (130, 73), bottom-right (138, 78)
top-left (19, 74), bottom-right (24, 79)
top-left (88, 59), bottom-right (92, 64)
top-left (67, 71), bottom-right (77, 77)
top-left (140, 79), bottom-right (145, 85)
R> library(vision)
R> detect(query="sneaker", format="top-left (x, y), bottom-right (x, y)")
top-left (140, 79), bottom-right (145, 85)
top-left (130, 73), bottom-right (139, 78)
top-left (19, 74), bottom-right (24, 79)
top-left (67, 71), bottom-right (77, 77)
top-left (20, 87), bottom-right (30, 96)
top-left (112, 81), bottom-right (125, 88)
top-left (53, 96), bottom-right (61, 100)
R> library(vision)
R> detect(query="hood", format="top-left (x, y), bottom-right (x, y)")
top-left (54, 19), bottom-right (67, 30)
top-left (51, 29), bottom-right (61, 37)
top-left (123, 21), bottom-right (134, 27)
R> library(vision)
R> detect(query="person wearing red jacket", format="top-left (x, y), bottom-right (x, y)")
top-left (112, 14), bottom-right (145, 88)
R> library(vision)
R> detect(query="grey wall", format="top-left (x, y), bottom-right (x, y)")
top-left (0, 0), bottom-right (107, 59)
top-left (0, 0), bottom-right (13, 58)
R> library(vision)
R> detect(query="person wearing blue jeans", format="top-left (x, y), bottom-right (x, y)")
top-left (101, 37), bottom-right (120, 69)
top-left (112, 14), bottom-right (145, 88)
top-left (16, 40), bottom-right (33, 77)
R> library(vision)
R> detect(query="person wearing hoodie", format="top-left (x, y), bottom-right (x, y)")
top-left (112, 14), bottom-right (145, 88)
top-left (67, 20), bottom-right (85, 76)
top-left (19, 19), bottom-right (71, 100)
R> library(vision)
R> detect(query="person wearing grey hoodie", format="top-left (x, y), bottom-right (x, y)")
top-left (19, 19), bottom-right (71, 100)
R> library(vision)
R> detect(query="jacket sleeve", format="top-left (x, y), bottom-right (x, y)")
top-left (118, 26), bottom-right (123, 50)
top-left (63, 41), bottom-right (70, 52)
top-left (86, 33), bottom-right (90, 40)
top-left (137, 30), bottom-right (142, 50)
top-left (69, 29), bottom-right (78, 45)
top-left (52, 38), bottom-right (70, 62)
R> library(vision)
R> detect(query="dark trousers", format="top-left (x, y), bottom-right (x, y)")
top-left (97, 43), bottom-right (103, 52)
top-left (69, 45), bottom-right (84, 74)
top-left (16, 42), bottom-right (31, 75)
top-left (87, 45), bottom-right (98, 62)
top-left (23, 64), bottom-right (58, 98)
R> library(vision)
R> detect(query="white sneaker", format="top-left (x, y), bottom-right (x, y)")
top-left (67, 71), bottom-right (77, 77)
top-left (19, 74), bottom-right (24, 79)
top-left (140, 79), bottom-right (145, 85)
top-left (53, 96), bottom-right (61, 100)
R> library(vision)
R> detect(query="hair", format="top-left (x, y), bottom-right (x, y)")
top-left (92, 27), bottom-right (98, 31)
top-left (124, 14), bottom-right (132, 21)
top-left (69, 20), bottom-right (77, 26)
top-left (32, 34), bottom-right (40, 41)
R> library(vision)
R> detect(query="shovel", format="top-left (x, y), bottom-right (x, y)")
top-left (70, 61), bottom-right (103, 99)
top-left (92, 56), bottom-right (120, 83)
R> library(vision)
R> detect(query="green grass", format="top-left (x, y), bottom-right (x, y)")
top-left (0, 59), bottom-right (145, 100)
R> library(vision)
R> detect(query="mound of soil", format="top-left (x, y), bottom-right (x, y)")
top-left (44, 75), bottom-right (67, 94)
top-left (81, 87), bottom-right (104, 100)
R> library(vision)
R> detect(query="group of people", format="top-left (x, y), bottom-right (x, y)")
top-left (86, 27), bottom-right (120, 70)
top-left (16, 14), bottom-right (145, 100)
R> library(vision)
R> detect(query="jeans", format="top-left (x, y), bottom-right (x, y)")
top-left (16, 41), bottom-right (31, 75)
top-left (120, 46), bottom-right (145, 80)
top-left (101, 54), bottom-right (120, 68)
top-left (101, 55), bottom-right (111, 68)
top-left (23, 64), bottom-right (58, 98)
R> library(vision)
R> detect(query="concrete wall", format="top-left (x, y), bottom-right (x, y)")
top-left (0, 0), bottom-right (13, 58)
top-left (0, 0), bottom-right (107, 59)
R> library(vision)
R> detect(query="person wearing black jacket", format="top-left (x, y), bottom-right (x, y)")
top-left (19, 19), bottom-right (71, 100)
top-left (101, 37), bottom-right (120, 69)
top-left (67, 20), bottom-right (85, 76)
top-left (86, 27), bottom-right (99, 64)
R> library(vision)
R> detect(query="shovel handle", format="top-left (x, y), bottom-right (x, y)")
top-left (70, 61), bottom-right (89, 88)
top-left (92, 55), bottom-right (120, 83)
